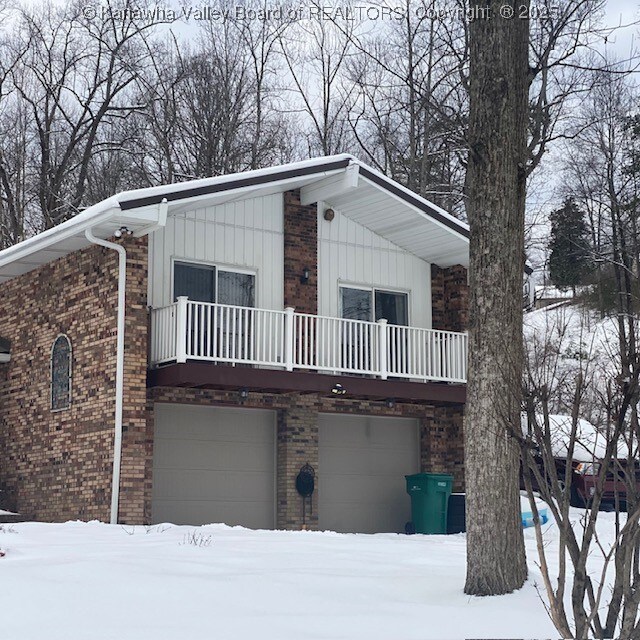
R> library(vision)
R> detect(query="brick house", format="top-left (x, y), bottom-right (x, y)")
top-left (0, 155), bottom-right (469, 533)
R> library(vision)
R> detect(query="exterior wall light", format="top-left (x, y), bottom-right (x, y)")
top-left (386, 398), bottom-right (396, 409)
top-left (300, 267), bottom-right (310, 284)
top-left (331, 383), bottom-right (346, 395)
top-left (239, 388), bottom-right (249, 402)
top-left (114, 226), bottom-right (133, 238)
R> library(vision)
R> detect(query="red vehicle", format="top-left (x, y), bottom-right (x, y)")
top-left (521, 415), bottom-right (640, 510)
top-left (522, 457), bottom-right (640, 510)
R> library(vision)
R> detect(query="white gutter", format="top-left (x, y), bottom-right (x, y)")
top-left (0, 197), bottom-right (121, 270)
top-left (85, 228), bottom-right (127, 525)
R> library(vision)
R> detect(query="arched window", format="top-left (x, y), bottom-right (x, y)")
top-left (0, 337), bottom-right (9, 364)
top-left (51, 335), bottom-right (71, 410)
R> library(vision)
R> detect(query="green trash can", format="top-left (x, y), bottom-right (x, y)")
top-left (405, 473), bottom-right (453, 534)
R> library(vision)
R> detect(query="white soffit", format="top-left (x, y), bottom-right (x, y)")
top-left (322, 173), bottom-right (469, 268)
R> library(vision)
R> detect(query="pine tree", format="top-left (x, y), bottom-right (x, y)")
top-left (548, 198), bottom-right (591, 291)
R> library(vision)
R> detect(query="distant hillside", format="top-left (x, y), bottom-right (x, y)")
top-left (523, 302), bottom-right (624, 427)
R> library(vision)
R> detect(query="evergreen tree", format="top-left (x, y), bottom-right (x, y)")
top-left (548, 197), bottom-right (591, 291)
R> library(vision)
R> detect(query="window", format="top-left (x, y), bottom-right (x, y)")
top-left (174, 262), bottom-right (215, 303)
top-left (51, 335), bottom-right (71, 411)
top-left (340, 286), bottom-right (408, 325)
top-left (0, 336), bottom-right (9, 364)
top-left (174, 262), bottom-right (255, 307)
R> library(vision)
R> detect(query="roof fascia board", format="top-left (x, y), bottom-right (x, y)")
top-left (118, 157), bottom-right (353, 211)
top-left (155, 170), bottom-right (344, 216)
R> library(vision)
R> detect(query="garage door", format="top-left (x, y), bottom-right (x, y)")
top-left (319, 414), bottom-right (419, 534)
top-left (152, 403), bottom-right (275, 528)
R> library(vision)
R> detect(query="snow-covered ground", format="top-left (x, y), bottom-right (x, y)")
top-left (0, 512), bottom-right (618, 640)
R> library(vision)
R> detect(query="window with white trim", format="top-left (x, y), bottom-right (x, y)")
top-left (173, 262), bottom-right (255, 307)
top-left (340, 286), bottom-right (408, 326)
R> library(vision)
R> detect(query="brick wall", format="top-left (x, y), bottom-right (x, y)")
top-left (277, 397), bottom-right (318, 530)
top-left (283, 190), bottom-right (317, 314)
top-left (0, 362), bottom-right (12, 510)
top-left (420, 406), bottom-right (465, 492)
top-left (148, 386), bottom-right (464, 529)
top-left (118, 240), bottom-right (153, 523)
top-left (431, 265), bottom-right (469, 332)
top-left (0, 237), bottom-right (148, 522)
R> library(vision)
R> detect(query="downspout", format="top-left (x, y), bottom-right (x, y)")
top-left (85, 228), bottom-right (126, 525)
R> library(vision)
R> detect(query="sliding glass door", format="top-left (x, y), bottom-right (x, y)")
top-left (340, 286), bottom-right (409, 372)
top-left (174, 262), bottom-right (255, 360)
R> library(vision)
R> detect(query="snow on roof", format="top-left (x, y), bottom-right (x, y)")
top-left (0, 155), bottom-right (469, 284)
top-left (534, 285), bottom-right (592, 299)
top-left (522, 414), bottom-right (633, 461)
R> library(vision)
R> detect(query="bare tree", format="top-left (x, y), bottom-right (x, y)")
top-left (133, 17), bottom-right (294, 185)
top-left (519, 307), bottom-right (640, 638)
top-left (341, 0), bottom-right (468, 213)
top-left (0, 2), bottom-right (32, 247)
top-left (229, 0), bottom-right (293, 169)
top-left (278, 8), bottom-right (356, 157)
top-left (4, 0), bottom-right (160, 228)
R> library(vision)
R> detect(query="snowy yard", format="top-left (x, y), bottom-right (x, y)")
top-left (0, 511), bottom-right (617, 639)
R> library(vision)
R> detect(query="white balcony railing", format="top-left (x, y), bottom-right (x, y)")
top-left (150, 297), bottom-right (467, 383)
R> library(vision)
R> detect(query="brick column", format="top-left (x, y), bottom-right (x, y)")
top-left (431, 265), bottom-right (469, 332)
top-left (118, 237), bottom-right (154, 524)
top-left (420, 406), bottom-right (465, 492)
top-left (276, 397), bottom-right (319, 530)
top-left (431, 266), bottom-right (445, 329)
top-left (283, 190), bottom-right (318, 314)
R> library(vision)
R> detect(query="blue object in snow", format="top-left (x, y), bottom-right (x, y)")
top-left (521, 508), bottom-right (548, 528)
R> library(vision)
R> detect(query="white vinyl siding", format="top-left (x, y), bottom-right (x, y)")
top-left (149, 194), bottom-right (283, 310)
top-left (318, 206), bottom-right (432, 329)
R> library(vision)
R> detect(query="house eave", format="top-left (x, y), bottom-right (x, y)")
top-left (0, 154), bottom-right (470, 282)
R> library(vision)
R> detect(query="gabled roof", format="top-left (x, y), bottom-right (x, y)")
top-left (0, 154), bottom-right (469, 284)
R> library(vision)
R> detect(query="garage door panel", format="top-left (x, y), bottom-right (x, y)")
top-left (152, 404), bottom-right (275, 528)
top-left (153, 440), bottom-right (272, 472)
top-left (321, 474), bottom-right (408, 499)
top-left (323, 446), bottom-right (418, 475)
top-left (320, 415), bottom-right (418, 447)
top-left (319, 414), bottom-right (419, 534)
top-left (153, 499), bottom-right (273, 529)
top-left (153, 469), bottom-right (272, 500)
top-left (155, 405), bottom-right (273, 443)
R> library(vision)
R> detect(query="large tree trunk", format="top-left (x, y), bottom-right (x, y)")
top-left (464, 1), bottom-right (529, 596)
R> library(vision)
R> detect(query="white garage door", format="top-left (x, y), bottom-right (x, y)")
top-left (319, 414), bottom-right (419, 534)
top-left (152, 403), bottom-right (275, 528)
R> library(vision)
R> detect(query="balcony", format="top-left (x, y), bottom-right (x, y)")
top-left (150, 298), bottom-right (467, 384)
